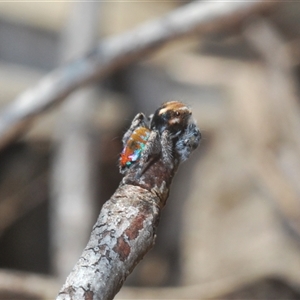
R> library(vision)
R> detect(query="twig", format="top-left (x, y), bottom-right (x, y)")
top-left (56, 156), bottom-right (178, 300)
top-left (0, 1), bottom-right (275, 150)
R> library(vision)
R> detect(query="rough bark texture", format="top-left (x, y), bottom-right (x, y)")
top-left (57, 159), bottom-right (178, 300)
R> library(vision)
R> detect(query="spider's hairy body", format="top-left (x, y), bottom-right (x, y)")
top-left (119, 101), bottom-right (201, 175)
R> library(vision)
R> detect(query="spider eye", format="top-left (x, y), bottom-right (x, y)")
top-left (175, 111), bottom-right (180, 117)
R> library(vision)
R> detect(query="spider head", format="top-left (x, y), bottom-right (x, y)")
top-left (150, 101), bottom-right (192, 135)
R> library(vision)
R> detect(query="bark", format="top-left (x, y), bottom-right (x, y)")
top-left (57, 159), bottom-right (177, 300)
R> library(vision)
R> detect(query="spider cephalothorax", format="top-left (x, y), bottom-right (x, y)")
top-left (150, 101), bottom-right (192, 135)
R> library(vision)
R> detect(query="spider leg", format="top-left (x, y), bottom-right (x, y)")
top-left (122, 112), bottom-right (148, 146)
top-left (135, 130), bottom-right (161, 177)
top-left (175, 123), bottom-right (201, 162)
top-left (160, 130), bottom-right (174, 167)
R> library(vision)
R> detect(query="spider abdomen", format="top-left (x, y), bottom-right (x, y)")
top-left (120, 126), bottom-right (151, 172)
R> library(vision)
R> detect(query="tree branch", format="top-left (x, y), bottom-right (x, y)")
top-left (57, 157), bottom-right (178, 300)
top-left (0, 1), bottom-right (275, 149)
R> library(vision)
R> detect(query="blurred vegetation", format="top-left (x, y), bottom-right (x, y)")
top-left (0, 1), bottom-right (300, 299)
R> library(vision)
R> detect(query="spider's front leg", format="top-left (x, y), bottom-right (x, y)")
top-left (122, 112), bottom-right (148, 146)
top-left (160, 130), bottom-right (175, 168)
top-left (135, 130), bottom-right (161, 177)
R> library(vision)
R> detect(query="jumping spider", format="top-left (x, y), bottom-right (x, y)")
top-left (119, 101), bottom-right (200, 175)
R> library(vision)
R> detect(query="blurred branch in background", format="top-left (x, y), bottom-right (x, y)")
top-left (50, 2), bottom-right (101, 281)
top-left (0, 1), bottom-right (275, 150)
top-left (244, 18), bottom-right (300, 240)
top-left (0, 269), bottom-right (59, 300)
top-left (2, 1), bottom-right (299, 300)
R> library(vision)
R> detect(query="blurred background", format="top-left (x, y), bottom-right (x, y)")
top-left (0, 1), bottom-right (300, 299)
